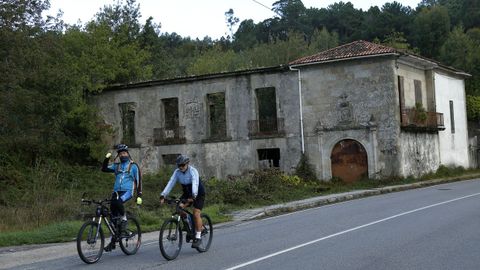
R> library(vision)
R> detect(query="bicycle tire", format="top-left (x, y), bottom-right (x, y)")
top-left (77, 221), bottom-right (104, 264)
top-left (195, 214), bottom-right (213, 253)
top-left (159, 218), bottom-right (182, 260)
top-left (119, 217), bottom-right (142, 255)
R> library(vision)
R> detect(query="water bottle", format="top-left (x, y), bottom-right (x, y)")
top-left (184, 214), bottom-right (192, 232)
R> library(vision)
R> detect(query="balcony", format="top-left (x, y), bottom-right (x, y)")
top-left (400, 109), bottom-right (445, 132)
top-left (248, 118), bottom-right (285, 138)
top-left (153, 126), bottom-right (186, 145)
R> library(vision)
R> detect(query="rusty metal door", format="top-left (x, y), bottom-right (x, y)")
top-left (331, 139), bottom-right (368, 182)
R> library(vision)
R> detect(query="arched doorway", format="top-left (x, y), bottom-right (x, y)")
top-left (330, 139), bottom-right (368, 182)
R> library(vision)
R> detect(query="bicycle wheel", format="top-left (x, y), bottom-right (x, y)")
top-left (119, 217), bottom-right (142, 255)
top-left (77, 221), bottom-right (104, 264)
top-left (159, 219), bottom-right (182, 260)
top-left (195, 214), bottom-right (213, 253)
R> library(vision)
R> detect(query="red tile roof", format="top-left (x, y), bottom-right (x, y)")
top-left (289, 40), bottom-right (398, 66)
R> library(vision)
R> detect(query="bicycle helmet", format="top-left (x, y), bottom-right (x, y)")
top-left (116, 144), bottom-right (129, 153)
top-left (176, 155), bottom-right (190, 166)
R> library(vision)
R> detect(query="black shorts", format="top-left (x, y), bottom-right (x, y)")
top-left (180, 194), bottom-right (205, 210)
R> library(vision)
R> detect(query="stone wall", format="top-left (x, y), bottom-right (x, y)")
top-left (298, 57), bottom-right (401, 179)
top-left (92, 68), bottom-right (303, 179)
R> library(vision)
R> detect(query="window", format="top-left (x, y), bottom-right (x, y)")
top-left (257, 148), bottom-right (280, 168)
top-left (162, 98), bottom-right (179, 129)
top-left (414, 79), bottom-right (422, 106)
top-left (119, 102), bottom-right (136, 145)
top-left (207, 92), bottom-right (226, 138)
top-left (256, 87), bottom-right (277, 133)
top-left (450, 100), bottom-right (455, 134)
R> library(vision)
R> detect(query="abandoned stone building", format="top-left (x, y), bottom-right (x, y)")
top-left (92, 40), bottom-right (471, 181)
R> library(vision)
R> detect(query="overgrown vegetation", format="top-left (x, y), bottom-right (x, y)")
top-left (1, 164), bottom-right (478, 247)
top-left (2, 0), bottom-right (480, 247)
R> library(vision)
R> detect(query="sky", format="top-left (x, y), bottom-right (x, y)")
top-left (46, 0), bottom-right (421, 39)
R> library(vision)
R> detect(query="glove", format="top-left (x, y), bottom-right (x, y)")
top-left (136, 197), bottom-right (142, 205)
top-left (105, 152), bottom-right (112, 159)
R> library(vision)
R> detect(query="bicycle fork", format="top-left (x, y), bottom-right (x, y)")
top-left (87, 217), bottom-right (102, 245)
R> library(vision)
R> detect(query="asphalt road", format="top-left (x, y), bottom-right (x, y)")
top-left (3, 179), bottom-right (480, 270)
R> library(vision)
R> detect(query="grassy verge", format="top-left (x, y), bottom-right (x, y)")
top-left (1, 164), bottom-right (479, 248)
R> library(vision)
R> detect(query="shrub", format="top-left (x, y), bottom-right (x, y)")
top-left (295, 154), bottom-right (317, 182)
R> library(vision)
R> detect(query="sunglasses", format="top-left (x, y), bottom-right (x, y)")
top-left (178, 163), bottom-right (187, 168)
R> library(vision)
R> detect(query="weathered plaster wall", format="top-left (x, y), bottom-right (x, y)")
top-left (91, 57), bottom-right (469, 180)
top-left (92, 70), bottom-right (303, 178)
top-left (435, 72), bottom-right (469, 168)
top-left (398, 132), bottom-right (440, 177)
top-left (298, 57), bottom-right (401, 179)
top-left (396, 62), bottom-right (428, 108)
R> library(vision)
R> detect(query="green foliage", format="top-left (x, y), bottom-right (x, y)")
top-left (295, 154), bottom-right (318, 182)
top-left (187, 45), bottom-right (247, 75)
top-left (0, 221), bottom-right (82, 247)
top-left (414, 102), bottom-right (428, 122)
top-left (421, 164), bottom-right (466, 179)
top-left (382, 31), bottom-right (418, 53)
top-left (3, 0), bottom-right (480, 248)
top-left (466, 95), bottom-right (480, 120)
top-left (412, 5), bottom-right (451, 57)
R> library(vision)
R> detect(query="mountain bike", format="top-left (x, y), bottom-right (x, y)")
top-left (76, 197), bottom-right (141, 264)
top-left (159, 196), bottom-right (213, 260)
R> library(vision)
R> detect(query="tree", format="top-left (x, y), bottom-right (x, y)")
top-left (225, 8), bottom-right (239, 41)
top-left (0, 0), bottom-right (106, 165)
top-left (272, 0), bottom-right (307, 22)
top-left (187, 45), bottom-right (247, 75)
top-left (439, 26), bottom-right (473, 71)
top-left (412, 5), bottom-right (451, 57)
top-left (233, 19), bottom-right (258, 51)
top-left (379, 2), bottom-right (413, 38)
top-left (74, 0), bottom-right (152, 89)
top-left (325, 2), bottom-right (364, 42)
top-left (308, 27), bottom-right (339, 53)
top-left (382, 31), bottom-right (416, 52)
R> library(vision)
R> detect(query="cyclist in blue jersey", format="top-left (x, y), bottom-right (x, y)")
top-left (160, 154), bottom-right (206, 248)
top-left (102, 144), bottom-right (142, 252)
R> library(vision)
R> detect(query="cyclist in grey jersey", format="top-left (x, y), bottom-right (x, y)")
top-left (160, 155), bottom-right (206, 248)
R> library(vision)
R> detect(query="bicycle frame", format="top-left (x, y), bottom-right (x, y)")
top-left (170, 199), bottom-right (195, 237)
top-left (84, 199), bottom-right (119, 241)
top-left (78, 197), bottom-right (142, 264)
top-left (159, 196), bottom-right (212, 260)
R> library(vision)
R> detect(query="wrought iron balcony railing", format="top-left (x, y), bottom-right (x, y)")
top-left (153, 126), bottom-right (186, 145)
top-left (400, 109), bottom-right (445, 131)
top-left (248, 117), bottom-right (285, 138)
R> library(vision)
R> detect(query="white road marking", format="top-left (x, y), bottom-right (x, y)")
top-left (224, 192), bottom-right (480, 270)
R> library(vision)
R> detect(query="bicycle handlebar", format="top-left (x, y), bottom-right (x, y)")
top-left (81, 198), bottom-right (111, 205)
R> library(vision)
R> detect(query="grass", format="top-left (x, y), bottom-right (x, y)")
top-left (0, 221), bottom-right (83, 247)
top-left (0, 164), bottom-right (479, 248)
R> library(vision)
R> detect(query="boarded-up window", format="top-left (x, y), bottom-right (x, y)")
top-left (207, 92), bottom-right (226, 138)
top-left (162, 98), bottom-right (179, 129)
top-left (414, 80), bottom-right (422, 106)
top-left (450, 100), bottom-right (455, 134)
top-left (119, 102), bottom-right (136, 145)
top-left (256, 87), bottom-right (277, 133)
top-left (257, 148), bottom-right (280, 167)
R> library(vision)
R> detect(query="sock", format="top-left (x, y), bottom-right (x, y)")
top-left (196, 231), bottom-right (201, 239)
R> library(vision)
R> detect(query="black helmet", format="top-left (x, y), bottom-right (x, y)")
top-left (176, 155), bottom-right (190, 166)
top-left (116, 144), bottom-right (129, 153)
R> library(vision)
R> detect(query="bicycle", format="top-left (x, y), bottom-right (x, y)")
top-left (76, 197), bottom-right (142, 264)
top-left (159, 196), bottom-right (213, 260)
